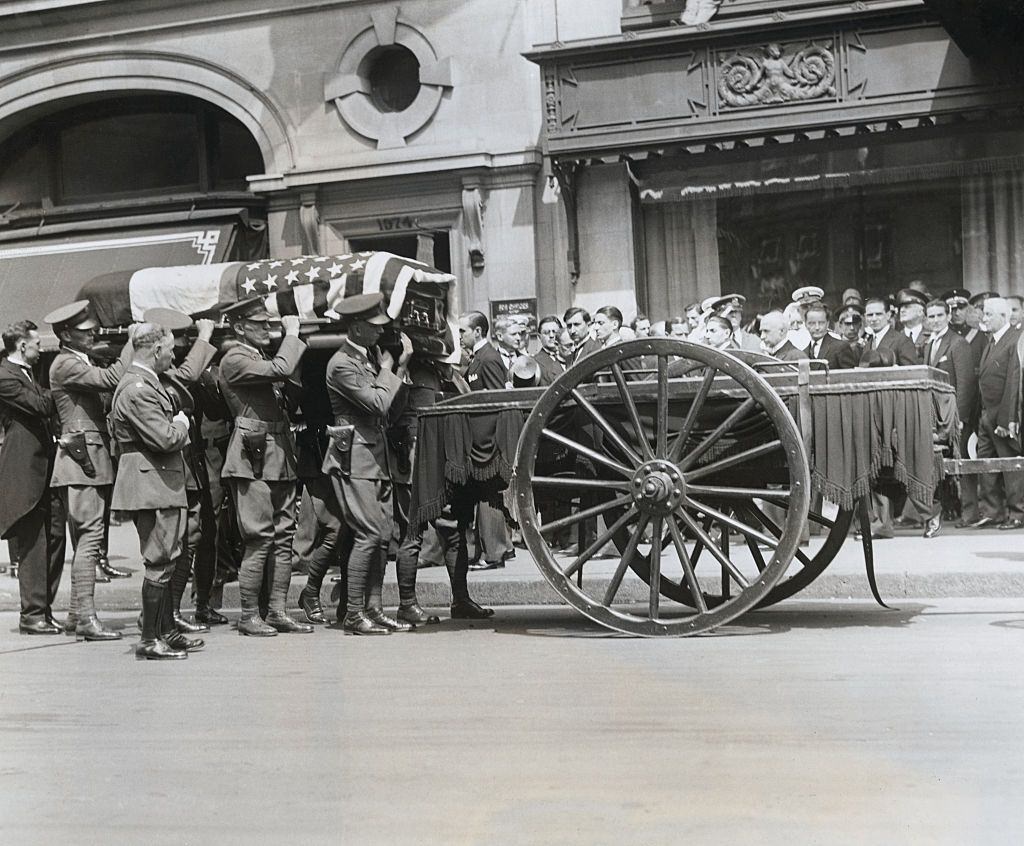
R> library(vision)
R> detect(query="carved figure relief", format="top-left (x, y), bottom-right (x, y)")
top-left (718, 42), bottom-right (836, 108)
top-left (681, 0), bottom-right (722, 26)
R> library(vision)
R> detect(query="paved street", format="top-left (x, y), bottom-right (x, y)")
top-left (1, 598), bottom-right (1022, 845)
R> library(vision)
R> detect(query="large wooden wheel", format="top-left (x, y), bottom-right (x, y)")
top-left (513, 338), bottom-right (812, 637)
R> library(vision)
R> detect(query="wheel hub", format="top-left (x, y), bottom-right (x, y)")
top-left (632, 460), bottom-right (686, 515)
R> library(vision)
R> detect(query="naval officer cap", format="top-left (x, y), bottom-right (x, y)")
top-left (791, 286), bottom-right (825, 305)
top-left (940, 288), bottom-right (972, 305)
top-left (896, 287), bottom-right (929, 308)
top-left (43, 300), bottom-right (99, 331)
top-left (710, 293), bottom-right (746, 313)
top-left (223, 297), bottom-right (272, 324)
top-left (142, 307), bottom-right (193, 334)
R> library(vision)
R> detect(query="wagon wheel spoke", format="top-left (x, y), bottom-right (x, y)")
top-left (648, 517), bottom-right (664, 619)
top-left (684, 439), bottom-right (783, 483)
top-left (539, 493), bottom-right (633, 536)
top-left (686, 498), bottom-right (781, 551)
top-left (532, 477), bottom-right (632, 493)
top-left (668, 366), bottom-right (717, 464)
top-left (563, 507), bottom-right (637, 580)
top-left (676, 509), bottom-right (750, 589)
top-left (680, 397), bottom-right (758, 471)
top-left (610, 363), bottom-right (654, 461)
top-left (570, 388), bottom-right (643, 467)
top-left (744, 501), bottom-right (813, 569)
top-left (602, 514), bottom-right (650, 606)
top-left (655, 356), bottom-right (669, 458)
top-left (687, 513), bottom-right (714, 567)
top-left (806, 508), bottom-right (838, 528)
top-left (666, 514), bottom-right (708, 612)
top-left (686, 483), bottom-right (791, 502)
top-left (541, 428), bottom-right (633, 479)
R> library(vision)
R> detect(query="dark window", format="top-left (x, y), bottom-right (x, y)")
top-left (361, 45), bottom-right (421, 113)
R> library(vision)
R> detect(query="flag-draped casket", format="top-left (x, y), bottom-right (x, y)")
top-left (79, 251), bottom-right (459, 359)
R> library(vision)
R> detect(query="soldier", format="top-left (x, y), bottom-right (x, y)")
top-left (836, 303), bottom-right (865, 345)
top-left (323, 293), bottom-right (411, 635)
top-left (219, 298), bottom-right (312, 637)
top-left (45, 300), bottom-right (133, 641)
top-left (141, 308), bottom-right (218, 634)
top-left (108, 323), bottom-right (202, 660)
top-left (712, 294), bottom-right (760, 351)
top-left (896, 287), bottom-right (931, 360)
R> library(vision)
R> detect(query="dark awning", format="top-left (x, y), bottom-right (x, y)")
top-left (0, 215), bottom-right (241, 348)
top-left (922, 1), bottom-right (1024, 61)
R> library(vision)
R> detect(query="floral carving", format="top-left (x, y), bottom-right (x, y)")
top-left (718, 42), bottom-right (836, 108)
top-left (544, 72), bottom-right (558, 133)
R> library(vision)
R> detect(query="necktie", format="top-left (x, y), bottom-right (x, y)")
top-left (929, 337), bottom-right (940, 366)
top-left (813, 340), bottom-right (821, 359)
top-left (872, 333), bottom-right (880, 350)
top-left (20, 366), bottom-right (33, 383)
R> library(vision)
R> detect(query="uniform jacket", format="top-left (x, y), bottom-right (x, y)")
top-left (109, 364), bottom-right (190, 511)
top-left (860, 328), bottom-right (919, 367)
top-left (48, 342), bottom-right (131, 486)
top-left (771, 340), bottom-right (810, 362)
top-left (218, 335), bottom-right (306, 482)
top-left (466, 342), bottom-right (508, 391)
top-left (0, 359), bottom-right (55, 537)
top-left (809, 334), bottom-right (860, 369)
top-left (158, 339), bottom-right (217, 490)
top-left (977, 326), bottom-right (1022, 428)
top-left (923, 330), bottom-right (977, 428)
top-left (324, 341), bottom-right (408, 481)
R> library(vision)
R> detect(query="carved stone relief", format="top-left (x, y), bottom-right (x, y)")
top-left (717, 42), bottom-right (836, 108)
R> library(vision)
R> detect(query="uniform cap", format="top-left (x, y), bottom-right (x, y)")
top-left (711, 293), bottom-right (746, 313)
top-left (838, 304), bottom-right (864, 323)
top-left (940, 288), bottom-right (972, 305)
top-left (223, 297), bottom-right (272, 323)
top-left (142, 307), bottom-right (193, 334)
top-left (334, 292), bottom-right (389, 324)
top-left (969, 290), bottom-right (998, 306)
top-left (43, 300), bottom-right (98, 330)
top-left (791, 286), bottom-right (825, 305)
top-left (700, 296), bottom-right (719, 314)
top-left (896, 287), bottom-right (929, 308)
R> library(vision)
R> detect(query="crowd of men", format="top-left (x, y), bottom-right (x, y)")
top-left (1, 278), bottom-right (1021, 658)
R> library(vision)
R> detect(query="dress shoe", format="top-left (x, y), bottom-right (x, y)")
top-left (19, 618), bottom-right (61, 635)
top-left (450, 599), bottom-right (495, 619)
top-left (365, 607), bottom-right (413, 632)
top-left (502, 549), bottom-right (516, 561)
top-left (266, 611), bottom-right (314, 634)
top-left (999, 518), bottom-right (1024, 531)
top-left (94, 565), bottom-right (111, 584)
top-left (173, 611), bottom-right (210, 634)
top-left (195, 604), bottom-right (229, 626)
top-left (468, 560), bottom-right (504, 571)
top-left (970, 516), bottom-right (998, 529)
top-left (893, 517), bottom-right (923, 529)
top-left (237, 614), bottom-right (277, 637)
top-left (341, 610), bottom-right (391, 635)
top-left (397, 603), bottom-right (441, 626)
top-left (923, 515), bottom-right (941, 539)
top-left (298, 589), bottom-right (328, 625)
top-left (136, 639), bottom-right (187, 660)
top-left (98, 556), bottom-right (132, 579)
top-left (163, 631), bottom-right (205, 652)
top-left (75, 615), bottom-right (123, 642)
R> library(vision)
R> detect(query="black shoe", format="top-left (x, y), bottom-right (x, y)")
top-left (502, 549), bottom-right (516, 561)
top-left (19, 618), bottom-right (61, 635)
top-left (173, 611), bottom-right (210, 634)
top-left (266, 611), bottom-right (314, 634)
top-left (468, 560), bottom-right (504, 571)
top-left (195, 604), bottom-right (229, 626)
top-left (136, 639), bottom-right (187, 660)
top-left (450, 599), bottom-right (495, 619)
top-left (98, 557), bottom-right (132, 579)
top-left (94, 565), bottom-right (111, 584)
top-left (75, 615), bottom-right (123, 642)
top-left (163, 631), bottom-right (205, 652)
top-left (397, 603), bottom-right (441, 626)
top-left (970, 516), bottom-right (998, 529)
top-left (237, 614), bottom-right (277, 637)
top-left (341, 610), bottom-right (391, 635)
top-left (999, 518), bottom-right (1024, 531)
top-left (923, 516), bottom-right (941, 539)
top-left (365, 607), bottom-right (414, 632)
top-left (298, 589), bottom-right (328, 625)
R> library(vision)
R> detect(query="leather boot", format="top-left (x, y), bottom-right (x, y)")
top-left (172, 610), bottom-right (210, 634)
top-left (164, 630), bottom-right (205, 652)
top-left (98, 555), bottom-right (132, 579)
top-left (95, 564), bottom-right (111, 584)
top-left (341, 610), bottom-right (391, 635)
top-left (138, 579), bottom-right (185, 659)
top-left (265, 610), bottom-right (314, 634)
top-left (136, 639), bottom-right (187, 660)
top-left (366, 607), bottom-right (414, 632)
top-left (238, 613), bottom-right (277, 637)
top-left (298, 589), bottom-right (327, 625)
top-left (195, 603), bottom-right (229, 626)
top-left (450, 598), bottom-right (495, 619)
top-left (397, 602), bottom-right (441, 626)
top-left (75, 614), bottom-right (123, 642)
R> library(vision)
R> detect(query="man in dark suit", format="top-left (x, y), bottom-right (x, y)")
top-left (970, 297), bottom-right (1024, 530)
top-left (805, 304), bottom-right (860, 369)
top-left (564, 307), bottom-right (601, 365)
top-left (108, 322), bottom-right (201, 659)
top-left (0, 321), bottom-right (63, 635)
top-left (532, 315), bottom-right (566, 386)
top-left (860, 297), bottom-right (918, 367)
top-left (759, 311), bottom-right (809, 361)
top-left (897, 287), bottom-right (931, 361)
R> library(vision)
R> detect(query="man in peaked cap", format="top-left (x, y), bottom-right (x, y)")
top-left (896, 287), bottom-right (930, 357)
top-left (713, 293), bottom-right (760, 351)
top-left (323, 292), bottom-right (415, 634)
top-left (791, 285), bottom-right (825, 307)
top-left (46, 300), bottom-right (133, 642)
top-left (218, 297), bottom-right (312, 637)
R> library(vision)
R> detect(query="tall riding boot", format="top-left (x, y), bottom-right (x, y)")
top-left (136, 579), bottom-right (186, 660)
top-left (237, 556), bottom-right (276, 637)
top-left (64, 563), bottom-right (80, 634)
top-left (193, 532), bottom-right (226, 625)
top-left (265, 551), bottom-right (312, 634)
top-left (395, 530), bottom-right (439, 625)
top-left (168, 553), bottom-right (209, 633)
top-left (365, 549), bottom-right (412, 632)
top-left (448, 521), bottom-right (493, 620)
top-left (342, 544), bottom-right (389, 635)
top-left (159, 581), bottom-right (204, 652)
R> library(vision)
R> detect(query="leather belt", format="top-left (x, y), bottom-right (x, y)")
top-left (235, 417), bottom-right (289, 434)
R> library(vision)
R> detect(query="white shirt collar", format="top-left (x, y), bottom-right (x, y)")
top-left (930, 328), bottom-right (947, 343)
top-left (992, 324), bottom-right (1010, 343)
top-left (872, 325), bottom-right (890, 342)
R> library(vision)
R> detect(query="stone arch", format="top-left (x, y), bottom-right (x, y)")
top-left (0, 50), bottom-right (295, 175)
